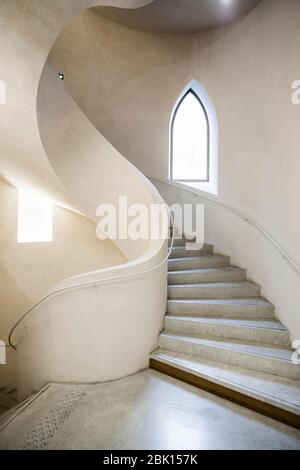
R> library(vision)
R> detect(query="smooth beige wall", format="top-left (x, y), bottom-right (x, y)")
top-left (50, 8), bottom-right (191, 180)
top-left (0, 178), bottom-right (125, 390)
top-left (51, 0), bottom-right (300, 268)
top-left (190, 0), bottom-right (300, 266)
top-left (0, 0), bottom-right (151, 209)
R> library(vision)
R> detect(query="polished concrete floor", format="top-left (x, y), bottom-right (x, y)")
top-left (0, 370), bottom-right (300, 450)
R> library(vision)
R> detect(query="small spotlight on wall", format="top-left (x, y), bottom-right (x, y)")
top-left (58, 73), bottom-right (64, 81)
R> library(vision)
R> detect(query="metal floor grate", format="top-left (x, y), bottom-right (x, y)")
top-left (20, 390), bottom-right (86, 450)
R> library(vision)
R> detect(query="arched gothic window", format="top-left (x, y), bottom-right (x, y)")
top-left (170, 89), bottom-right (209, 182)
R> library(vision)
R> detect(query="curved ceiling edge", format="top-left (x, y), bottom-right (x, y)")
top-left (0, 0), bottom-right (153, 209)
top-left (94, 0), bottom-right (262, 35)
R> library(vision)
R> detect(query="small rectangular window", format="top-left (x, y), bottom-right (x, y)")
top-left (17, 189), bottom-right (53, 243)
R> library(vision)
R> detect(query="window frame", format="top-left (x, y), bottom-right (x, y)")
top-left (170, 88), bottom-right (210, 183)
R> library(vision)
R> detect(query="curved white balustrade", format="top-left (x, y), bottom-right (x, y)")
top-left (0, 0), bottom-right (168, 400)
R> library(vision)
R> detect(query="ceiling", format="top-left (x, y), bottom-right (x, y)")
top-left (94, 0), bottom-right (262, 35)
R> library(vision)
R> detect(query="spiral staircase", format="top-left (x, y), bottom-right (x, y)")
top-left (150, 236), bottom-right (300, 429)
top-left (0, 0), bottom-right (299, 438)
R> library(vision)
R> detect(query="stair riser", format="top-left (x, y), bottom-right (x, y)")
top-left (167, 301), bottom-right (275, 319)
top-left (168, 257), bottom-right (230, 271)
top-left (0, 396), bottom-right (17, 409)
top-left (164, 319), bottom-right (290, 346)
top-left (168, 270), bottom-right (246, 284)
top-left (169, 246), bottom-right (213, 258)
top-left (168, 285), bottom-right (261, 299)
top-left (159, 336), bottom-right (300, 380)
top-left (169, 238), bottom-right (195, 247)
top-left (150, 356), bottom-right (300, 430)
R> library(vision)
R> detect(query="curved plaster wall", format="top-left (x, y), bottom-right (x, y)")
top-left (0, 0), bottom-right (152, 206)
top-left (0, 178), bottom-right (125, 392)
top-left (50, 0), bottom-right (300, 340)
top-left (0, 0), bottom-right (168, 399)
top-left (152, 179), bottom-right (300, 343)
top-left (37, 58), bottom-right (160, 261)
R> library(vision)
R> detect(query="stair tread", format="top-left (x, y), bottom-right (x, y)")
top-left (165, 315), bottom-right (287, 331)
top-left (171, 244), bottom-right (213, 250)
top-left (168, 267), bottom-right (244, 275)
top-left (160, 332), bottom-right (293, 361)
top-left (168, 297), bottom-right (272, 306)
top-left (168, 254), bottom-right (228, 262)
top-left (169, 238), bottom-right (195, 246)
top-left (168, 255), bottom-right (231, 271)
top-left (168, 281), bottom-right (258, 288)
top-left (151, 350), bottom-right (300, 415)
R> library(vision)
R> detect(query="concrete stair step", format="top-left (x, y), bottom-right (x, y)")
top-left (0, 406), bottom-right (18, 428)
top-left (167, 297), bottom-right (275, 318)
top-left (168, 237), bottom-right (196, 247)
top-left (169, 244), bottom-right (213, 258)
top-left (0, 390), bottom-right (18, 410)
top-left (168, 267), bottom-right (246, 284)
top-left (164, 315), bottom-right (290, 346)
top-left (0, 390), bottom-right (19, 424)
top-left (150, 350), bottom-right (300, 428)
top-left (0, 398), bottom-right (25, 429)
top-left (168, 281), bottom-right (260, 299)
top-left (168, 254), bottom-right (230, 271)
top-left (159, 333), bottom-right (299, 380)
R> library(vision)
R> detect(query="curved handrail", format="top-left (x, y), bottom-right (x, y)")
top-left (8, 208), bottom-right (175, 351)
top-left (149, 176), bottom-right (300, 276)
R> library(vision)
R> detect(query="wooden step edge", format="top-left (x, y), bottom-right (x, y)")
top-left (149, 358), bottom-right (300, 431)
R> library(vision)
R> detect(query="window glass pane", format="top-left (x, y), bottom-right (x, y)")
top-left (172, 91), bottom-right (208, 181)
top-left (18, 190), bottom-right (53, 243)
